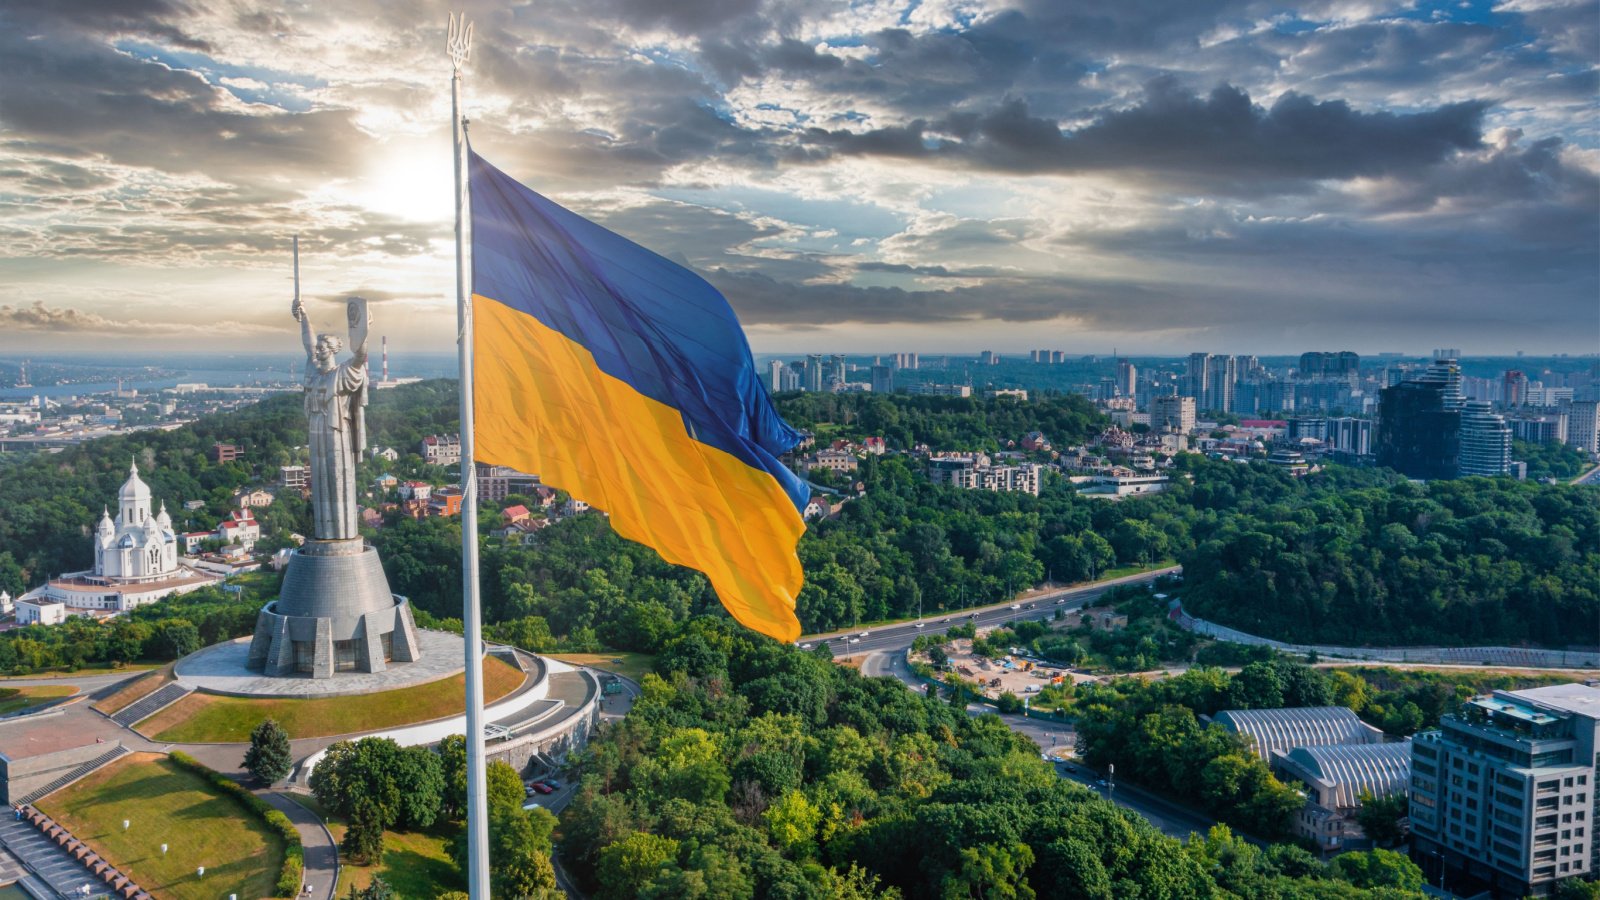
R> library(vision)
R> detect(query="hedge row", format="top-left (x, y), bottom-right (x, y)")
top-left (168, 751), bottom-right (304, 896)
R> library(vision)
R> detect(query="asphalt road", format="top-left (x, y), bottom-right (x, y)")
top-left (802, 566), bottom-right (1180, 659)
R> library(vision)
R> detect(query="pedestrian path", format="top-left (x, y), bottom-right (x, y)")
top-left (260, 792), bottom-right (337, 900)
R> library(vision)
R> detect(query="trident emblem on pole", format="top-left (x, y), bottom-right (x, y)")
top-left (447, 12), bottom-right (473, 71)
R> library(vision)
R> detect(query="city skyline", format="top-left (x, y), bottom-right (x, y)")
top-left (2, 0), bottom-right (1597, 356)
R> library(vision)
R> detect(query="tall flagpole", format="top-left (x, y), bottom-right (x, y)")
top-left (447, 12), bottom-right (489, 898)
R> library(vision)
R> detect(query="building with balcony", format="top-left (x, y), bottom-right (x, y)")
top-left (1409, 684), bottom-right (1599, 897)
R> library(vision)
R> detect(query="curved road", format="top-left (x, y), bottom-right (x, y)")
top-left (801, 566), bottom-right (1180, 658)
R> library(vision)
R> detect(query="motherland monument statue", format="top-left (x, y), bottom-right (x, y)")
top-left (248, 238), bottom-right (422, 677)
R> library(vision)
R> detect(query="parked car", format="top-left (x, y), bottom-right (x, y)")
top-left (529, 782), bottom-right (555, 795)
top-left (543, 778), bottom-right (562, 789)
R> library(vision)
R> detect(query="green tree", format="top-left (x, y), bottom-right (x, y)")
top-left (764, 790), bottom-right (822, 857)
top-left (343, 797), bottom-right (385, 867)
top-left (941, 841), bottom-right (1036, 900)
top-left (596, 832), bottom-right (680, 900)
top-left (243, 718), bottom-right (292, 784)
top-left (1328, 848), bottom-right (1424, 892)
top-left (1353, 790), bottom-right (1409, 847)
top-left (311, 737), bottom-right (443, 829)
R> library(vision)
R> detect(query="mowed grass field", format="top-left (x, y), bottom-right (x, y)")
top-left (546, 651), bottom-right (655, 684)
top-left (0, 684), bottom-right (75, 716)
top-left (140, 655), bottom-right (527, 742)
top-left (288, 794), bottom-right (463, 897)
top-left (37, 753), bottom-right (284, 900)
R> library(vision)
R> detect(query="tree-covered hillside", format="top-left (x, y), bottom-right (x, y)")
top-left (561, 618), bottom-right (1430, 899)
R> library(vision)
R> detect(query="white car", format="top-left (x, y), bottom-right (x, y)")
top-left (859, 630), bottom-right (870, 637)
top-left (1009, 604), bottom-right (1021, 610)
top-left (915, 622), bottom-right (925, 629)
top-left (799, 643), bottom-right (813, 650)
top-left (848, 638), bottom-right (860, 644)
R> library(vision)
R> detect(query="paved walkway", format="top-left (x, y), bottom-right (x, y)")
top-left (0, 812), bottom-right (112, 898)
top-left (261, 792), bottom-right (337, 900)
top-left (176, 631), bottom-right (468, 697)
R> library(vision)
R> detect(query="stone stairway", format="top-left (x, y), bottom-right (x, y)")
top-left (12, 745), bottom-right (129, 807)
top-left (108, 682), bottom-right (192, 729)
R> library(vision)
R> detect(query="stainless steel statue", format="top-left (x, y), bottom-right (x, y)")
top-left (249, 239), bottom-right (420, 677)
top-left (292, 295), bottom-right (369, 541)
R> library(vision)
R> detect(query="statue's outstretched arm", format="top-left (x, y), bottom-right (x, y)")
top-left (292, 297), bottom-right (314, 359)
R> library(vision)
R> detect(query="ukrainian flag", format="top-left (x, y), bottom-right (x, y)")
top-left (469, 152), bottom-right (808, 643)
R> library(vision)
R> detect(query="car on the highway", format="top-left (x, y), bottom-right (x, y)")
top-left (1009, 603), bottom-right (1021, 610)
top-left (848, 638), bottom-right (860, 644)
top-left (914, 622), bottom-right (925, 629)
top-left (799, 643), bottom-right (812, 650)
top-left (940, 617), bottom-right (950, 623)
top-left (859, 630), bottom-right (870, 637)
top-left (1054, 598), bottom-right (1064, 604)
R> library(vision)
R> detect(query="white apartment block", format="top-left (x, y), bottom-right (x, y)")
top-left (1410, 684), bottom-right (1599, 897)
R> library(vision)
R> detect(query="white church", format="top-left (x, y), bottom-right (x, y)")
top-left (17, 460), bottom-right (223, 622)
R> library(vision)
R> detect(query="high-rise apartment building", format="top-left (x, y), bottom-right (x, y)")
top-left (1185, 353), bottom-right (1211, 406)
top-left (1568, 401), bottom-right (1600, 454)
top-left (979, 350), bottom-right (998, 366)
top-left (804, 354), bottom-right (824, 392)
top-left (1409, 684), bottom-right (1599, 897)
top-left (1328, 417), bottom-right (1373, 456)
top-left (870, 365), bottom-right (894, 395)
top-left (1151, 395), bottom-right (1196, 434)
top-left (830, 354), bottom-right (848, 388)
top-left (1206, 355), bottom-right (1238, 414)
top-left (1299, 351), bottom-right (1361, 382)
top-left (1508, 414), bottom-right (1567, 446)
top-left (1420, 351), bottom-right (1466, 408)
top-left (1504, 371), bottom-right (1530, 407)
top-left (1116, 359), bottom-right (1137, 399)
top-left (893, 352), bottom-right (920, 370)
top-left (767, 359), bottom-right (785, 394)
top-left (1458, 401), bottom-right (1513, 477)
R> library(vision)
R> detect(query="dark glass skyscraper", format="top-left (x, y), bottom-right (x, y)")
top-left (1376, 380), bottom-right (1460, 479)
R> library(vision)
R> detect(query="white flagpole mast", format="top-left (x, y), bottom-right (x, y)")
top-left (447, 12), bottom-right (489, 898)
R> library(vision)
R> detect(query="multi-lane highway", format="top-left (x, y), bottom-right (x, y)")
top-left (798, 565), bottom-right (1181, 657)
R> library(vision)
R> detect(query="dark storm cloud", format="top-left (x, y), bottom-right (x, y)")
top-left (806, 80), bottom-right (1488, 194)
top-left (0, 26), bottom-right (372, 182)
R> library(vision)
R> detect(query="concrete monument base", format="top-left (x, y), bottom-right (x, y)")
top-left (247, 539), bottom-right (422, 677)
top-left (180, 630), bottom-right (472, 698)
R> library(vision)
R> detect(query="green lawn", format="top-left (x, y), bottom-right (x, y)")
top-left (0, 684), bottom-right (75, 716)
top-left (547, 651), bottom-right (655, 684)
top-left (140, 655), bottom-right (527, 742)
top-left (37, 753), bottom-right (284, 900)
top-left (288, 794), bottom-right (464, 897)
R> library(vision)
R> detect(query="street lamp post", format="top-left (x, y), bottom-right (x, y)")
top-left (1107, 763), bottom-right (1115, 803)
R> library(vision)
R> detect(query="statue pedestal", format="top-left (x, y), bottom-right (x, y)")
top-left (248, 540), bottom-right (421, 677)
